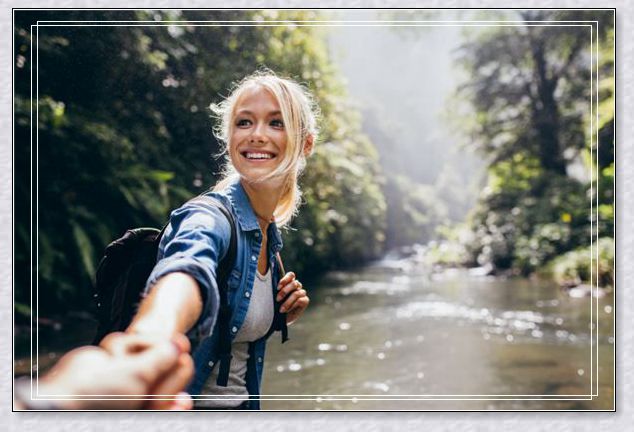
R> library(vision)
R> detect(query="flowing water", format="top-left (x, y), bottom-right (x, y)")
top-left (261, 254), bottom-right (614, 410)
top-left (16, 253), bottom-right (614, 410)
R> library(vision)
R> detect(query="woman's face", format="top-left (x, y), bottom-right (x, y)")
top-left (229, 86), bottom-right (289, 184)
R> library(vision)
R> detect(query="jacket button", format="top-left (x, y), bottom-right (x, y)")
top-left (208, 361), bottom-right (214, 367)
top-left (254, 232), bottom-right (260, 238)
top-left (251, 255), bottom-right (257, 261)
top-left (245, 291), bottom-right (251, 298)
top-left (232, 326), bottom-right (238, 333)
top-left (257, 357), bottom-right (263, 363)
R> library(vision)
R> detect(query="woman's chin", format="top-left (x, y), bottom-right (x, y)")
top-left (238, 171), bottom-right (286, 188)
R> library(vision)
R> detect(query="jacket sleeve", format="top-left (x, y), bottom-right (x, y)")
top-left (143, 198), bottom-right (232, 337)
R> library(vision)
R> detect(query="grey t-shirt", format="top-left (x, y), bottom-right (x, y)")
top-left (198, 268), bottom-right (274, 408)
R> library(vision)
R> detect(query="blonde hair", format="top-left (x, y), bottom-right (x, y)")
top-left (211, 70), bottom-right (319, 226)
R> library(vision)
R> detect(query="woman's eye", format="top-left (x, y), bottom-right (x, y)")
top-left (236, 119), bottom-right (251, 127)
top-left (270, 119), bottom-right (284, 128)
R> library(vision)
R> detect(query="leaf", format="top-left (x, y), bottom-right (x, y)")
top-left (147, 170), bottom-right (175, 182)
top-left (70, 220), bottom-right (96, 279)
top-left (15, 302), bottom-right (31, 317)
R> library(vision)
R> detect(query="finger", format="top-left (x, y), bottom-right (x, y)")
top-left (280, 289), bottom-right (307, 313)
top-left (99, 332), bottom-right (128, 355)
top-left (276, 279), bottom-right (302, 302)
top-left (288, 294), bottom-right (310, 313)
top-left (146, 353), bottom-right (194, 410)
top-left (286, 296), bottom-right (309, 325)
top-left (166, 392), bottom-right (194, 410)
top-left (277, 271), bottom-right (296, 289)
top-left (100, 332), bottom-right (157, 357)
top-left (171, 333), bottom-right (191, 354)
top-left (128, 340), bottom-right (181, 388)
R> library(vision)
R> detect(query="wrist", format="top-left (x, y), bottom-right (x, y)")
top-left (130, 273), bottom-right (202, 337)
top-left (127, 311), bottom-right (179, 338)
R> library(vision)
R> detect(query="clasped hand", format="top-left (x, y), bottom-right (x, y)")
top-left (38, 332), bottom-right (194, 410)
top-left (277, 271), bottom-right (310, 325)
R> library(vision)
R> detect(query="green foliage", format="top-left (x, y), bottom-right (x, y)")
top-left (488, 153), bottom-right (541, 195)
top-left (454, 11), bottom-right (614, 277)
top-left (285, 139), bottom-right (387, 276)
top-left (595, 26), bottom-right (615, 239)
top-left (598, 163), bottom-right (614, 238)
top-left (383, 175), bottom-right (448, 249)
top-left (454, 11), bottom-right (610, 175)
top-left (547, 237), bottom-right (614, 288)
top-left (15, 10), bottom-right (388, 313)
top-left (426, 242), bottom-right (468, 267)
top-left (513, 223), bottom-right (572, 274)
top-left (467, 174), bottom-right (589, 274)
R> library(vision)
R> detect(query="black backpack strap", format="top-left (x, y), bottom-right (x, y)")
top-left (275, 252), bottom-right (289, 343)
top-left (193, 196), bottom-right (237, 387)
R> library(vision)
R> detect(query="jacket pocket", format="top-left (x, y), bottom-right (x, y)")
top-left (227, 269), bottom-right (242, 291)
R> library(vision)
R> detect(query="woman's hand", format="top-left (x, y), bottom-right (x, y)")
top-left (98, 332), bottom-right (194, 410)
top-left (38, 332), bottom-right (194, 410)
top-left (276, 271), bottom-right (310, 325)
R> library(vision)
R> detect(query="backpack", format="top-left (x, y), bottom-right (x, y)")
top-left (92, 196), bottom-right (237, 386)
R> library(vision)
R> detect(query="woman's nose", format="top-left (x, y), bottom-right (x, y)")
top-left (249, 122), bottom-right (266, 143)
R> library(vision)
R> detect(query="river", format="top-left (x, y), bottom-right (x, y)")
top-left (16, 253), bottom-right (614, 410)
top-left (261, 254), bottom-right (614, 410)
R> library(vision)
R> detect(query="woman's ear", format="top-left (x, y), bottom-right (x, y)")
top-left (303, 134), bottom-right (314, 157)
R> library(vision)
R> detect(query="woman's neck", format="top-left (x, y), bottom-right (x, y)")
top-left (240, 178), bottom-right (283, 231)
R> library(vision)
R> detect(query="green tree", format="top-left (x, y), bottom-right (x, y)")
top-left (454, 11), bottom-right (614, 273)
top-left (595, 26), bottom-right (614, 239)
top-left (457, 11), bottom-right (610, 174)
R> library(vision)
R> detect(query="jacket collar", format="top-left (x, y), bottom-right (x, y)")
top-left (223, 180), bottom-right (259, 232)
top-left (222, 180), bottom-right (284, 252)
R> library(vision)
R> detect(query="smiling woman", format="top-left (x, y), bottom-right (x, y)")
top-left (116, 70), bottom-right (320, 410)
top-left (229, 88), bottom-right (289, 185)
top-left (212, 71), bottom-right (317, 225)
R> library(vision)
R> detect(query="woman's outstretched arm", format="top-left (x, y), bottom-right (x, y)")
top-left (127, 272), bottom-right (203, 337)
top-left (125, 199), bottom-right (233, 339)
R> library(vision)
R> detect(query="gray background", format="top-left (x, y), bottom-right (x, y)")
top-left (2, 0), bottom-right (629, 430)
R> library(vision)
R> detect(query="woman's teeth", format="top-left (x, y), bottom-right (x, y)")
top-left (245, 152), bottom-right (273, 160)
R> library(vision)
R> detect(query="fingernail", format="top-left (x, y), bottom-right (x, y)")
top-left (280, 306), bottom-right (286, 313)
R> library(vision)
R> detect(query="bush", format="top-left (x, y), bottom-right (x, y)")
top-left (513, 222), bottom-right (571, 274)
top-left (466, 173), bottom-right (589, 274)
top-left (548, 237), bottom-right (614, 288)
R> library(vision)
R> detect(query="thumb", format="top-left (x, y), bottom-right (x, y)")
top-left (128, 341), bottom-right (181, 387)
top-left (145, 354), bottom-right (194, 410)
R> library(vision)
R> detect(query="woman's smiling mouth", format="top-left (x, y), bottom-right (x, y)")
top-left (242, 151), bottom-right (276, 160)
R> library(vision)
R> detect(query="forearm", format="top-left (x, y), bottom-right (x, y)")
top-left (128, 272), bottom-right (203, 338)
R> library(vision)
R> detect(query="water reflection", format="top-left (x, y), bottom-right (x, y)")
top-left (263, 255), bottom-right (614, 410)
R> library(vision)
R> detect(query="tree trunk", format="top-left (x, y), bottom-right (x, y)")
top-left (530, 37), bottom-right (567, 176)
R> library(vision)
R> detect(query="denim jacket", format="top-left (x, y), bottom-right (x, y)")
top-left (144, 180), bottom-right (288, 410)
